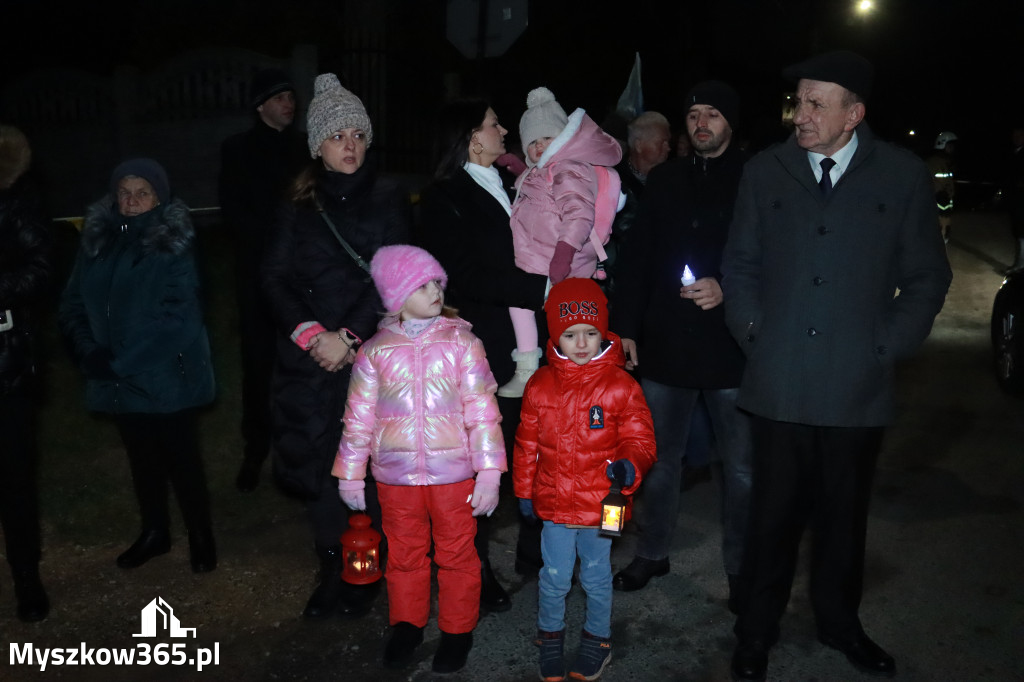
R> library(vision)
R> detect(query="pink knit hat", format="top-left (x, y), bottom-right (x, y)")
top-left (370, 245), bottom-right (448, 313)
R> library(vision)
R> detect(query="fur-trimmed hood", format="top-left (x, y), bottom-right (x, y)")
top-left (80, 196), bottom-right (194, 258)
top-left (531, 108), bottom-right (622, 170)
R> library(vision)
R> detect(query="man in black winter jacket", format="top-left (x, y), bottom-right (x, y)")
top-left (0, 124), bottom-right (51, 621)
top-left (610, 81), bottom-right (752, 612)
top-left (219, 69), bottom-right (308, 491)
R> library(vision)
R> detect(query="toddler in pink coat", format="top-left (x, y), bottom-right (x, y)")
top-left (333, 244), bottom-right (506, 673)
top-left (500, 87), bottom-right (623, 398)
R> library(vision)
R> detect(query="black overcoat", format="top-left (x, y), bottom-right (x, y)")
top-left (262, 164), bottom-right (409, 497)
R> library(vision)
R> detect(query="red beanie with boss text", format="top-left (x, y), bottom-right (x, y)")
top-left (545, 278), bottom-right (609, 339)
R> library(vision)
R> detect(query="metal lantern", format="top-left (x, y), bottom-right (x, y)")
top-left (340, 513), bottom-right (382, 585)
top-left (599, 480), bottom-right (627, 537)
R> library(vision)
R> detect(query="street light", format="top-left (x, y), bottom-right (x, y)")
top-left (855, 0), bottom-right (875, 15)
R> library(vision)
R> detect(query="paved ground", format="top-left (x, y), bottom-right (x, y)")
top-left (1, 210), bottom-right (1021, 681)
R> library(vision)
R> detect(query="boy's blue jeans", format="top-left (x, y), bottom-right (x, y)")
top-left (538, 521), bottom-right (612, 638)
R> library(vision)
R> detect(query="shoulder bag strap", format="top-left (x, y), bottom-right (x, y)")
top-left (314, 198), bottom-right (371, 274)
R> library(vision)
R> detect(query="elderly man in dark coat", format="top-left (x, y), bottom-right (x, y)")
top-left (721, 51), bottom-right (952, 681)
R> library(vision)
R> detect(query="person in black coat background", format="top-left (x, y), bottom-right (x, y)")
top-left (416, 99), bottom-right (549, 611)
top-left (219, 68), bottom-right (308, 492)
top-left (610, 82), bottom-right (753, 609)
top-left (262, 73), bottom-right (409, 619)
top-left (0, 124), bottom-right (51, 621)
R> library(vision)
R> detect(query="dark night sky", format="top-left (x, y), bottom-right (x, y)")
top-left (2, 0), bottom-right (1021, 175)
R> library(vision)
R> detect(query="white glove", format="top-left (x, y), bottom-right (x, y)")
top-left (470, 469), bottom-right (501, 517)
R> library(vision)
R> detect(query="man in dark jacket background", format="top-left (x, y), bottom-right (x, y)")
top-left (610, 81), bottom-right (752, 612)
top-left (219, 68), bottom-right (308, 491)
top-left (0, 124), bottom-right (51, 622)
top-left (722, 50), bottom-right (952, 681)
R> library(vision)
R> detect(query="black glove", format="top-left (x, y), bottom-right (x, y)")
top-left (82, 348), bottom-right (117, 380)
top-left (606, 459), bottom-right (636, 487)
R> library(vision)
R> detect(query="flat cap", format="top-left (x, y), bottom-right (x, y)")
top-left (783, 49), bottom-right (873, 100)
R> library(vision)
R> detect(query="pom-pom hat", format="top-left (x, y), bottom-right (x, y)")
top-left (545, 278), bottom-right (609, 340)
top-left (370, 245), bottom-right (448, 314)
top-left (306, 73), bottom-right (373, 158)
top-left (519, 86), bottom-right (569, 154)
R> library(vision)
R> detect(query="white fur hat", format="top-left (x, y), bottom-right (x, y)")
top-left (519, 87), bottom-right (568, 155)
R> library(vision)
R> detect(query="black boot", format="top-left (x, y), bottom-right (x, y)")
top-left (337, 580), bottom-right (379, 619)
top-left (12, 566), bottom-right (49, 623)
top-left (480, 558), bottom-right (511, 612)
top-left (432, 630), bottom-right (473, 673)
top-left (188, 529), bottom-right (217, 573)
top-left (612, 556), bottom-right (669, 591)
top-left (384, 621), bottom-right (424, 669)
top-left (117, 529), bottom-right (171, 569)
top-left (302, 545), bottom-right (344, 619)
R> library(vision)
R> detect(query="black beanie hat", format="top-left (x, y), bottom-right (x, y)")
top-left (110, 158), bottom-right (170, 204)
top-left (684, 80), bottom-right (739, 128)
top-left (250, 68), bottom-right (294, 108)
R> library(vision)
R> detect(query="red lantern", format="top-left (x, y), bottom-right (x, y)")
top-left (340, 513), bottom-right (382, 585)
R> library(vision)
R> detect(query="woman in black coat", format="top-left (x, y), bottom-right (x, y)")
top-left (262, 74), bottom-right (409, 619)
top-left (0, 124), bottom-right (51, 621)
top-left (415, 99), bottom-right (549, 607)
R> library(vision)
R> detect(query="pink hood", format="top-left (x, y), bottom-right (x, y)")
top-left (511, 109), bottom-right (623, 277)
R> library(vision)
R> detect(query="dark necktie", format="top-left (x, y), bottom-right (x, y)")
top-left (819, 157), bottom-right (836, 196)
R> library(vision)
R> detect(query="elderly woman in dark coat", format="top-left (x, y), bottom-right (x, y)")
top-left (262, 73), bottom-right (409, 619)
top-left (0, 124), bottom-right (52, 621)
top-left (59, 157), bottom-right (216, 574)
top-left (415, 99), bottom-right (550, 609)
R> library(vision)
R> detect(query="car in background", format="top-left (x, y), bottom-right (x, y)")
top-left (992, 269), bottom-right (1024, 394)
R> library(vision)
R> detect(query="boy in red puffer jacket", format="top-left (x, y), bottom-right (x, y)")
top-left (513, 278), bottom-right (656, 681)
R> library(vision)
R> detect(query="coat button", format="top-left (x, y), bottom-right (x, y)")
top-left (813, 276), bottom-right (824, 286)
top-left (807, 327), bottom-right (818, 337)
top-left (746, 334), bottom-right (755, 342)
top-left (818, 225), bottom-right (828, 235)
top-left (876, 345), bottom-right (888, 355)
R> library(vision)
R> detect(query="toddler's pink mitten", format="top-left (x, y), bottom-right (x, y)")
top-left (549, 241), bottom-right (576, 283)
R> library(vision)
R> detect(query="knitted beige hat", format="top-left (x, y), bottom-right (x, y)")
top-left (306, 73), bottom-right (373, 158)
top-left (519, 87), bottom-right (568, 155)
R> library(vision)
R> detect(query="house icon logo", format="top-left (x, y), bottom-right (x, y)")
top-left (133, 597), bottom-right (196, 638)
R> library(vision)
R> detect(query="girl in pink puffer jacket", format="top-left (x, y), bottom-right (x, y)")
top-left (332, 245), bottom-right (505, 673)
top-left (499, 87), bottom-right (623, 399)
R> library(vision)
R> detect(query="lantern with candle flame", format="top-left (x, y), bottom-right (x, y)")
top-left (340, 513), bottom-right (382, 584)
top-left (599, 478), bottom-right (627, 537)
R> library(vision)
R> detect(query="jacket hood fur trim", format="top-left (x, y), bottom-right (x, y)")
top-left (531, 108), bottom-right (622, 170)
top-left (80, 197), bottom-right (194, 258)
